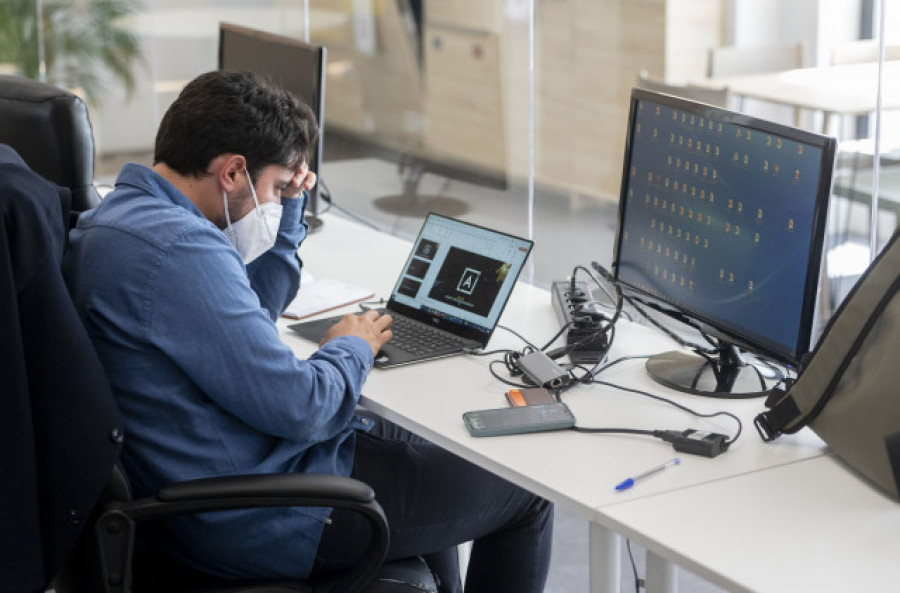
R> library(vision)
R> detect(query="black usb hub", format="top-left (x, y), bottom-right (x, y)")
top-left (551, 280), bottom-right (609, 364)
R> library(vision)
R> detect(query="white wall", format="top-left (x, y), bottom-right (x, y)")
top-left (729, 0), bottom-right (863, 65)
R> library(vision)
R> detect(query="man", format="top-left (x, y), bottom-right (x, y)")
top-left (64, 70), bottom-right (552, 593)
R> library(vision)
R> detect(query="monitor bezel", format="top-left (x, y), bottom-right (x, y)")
top-left (217, 22), bottom-right (327, 217)
top-left (612, 87), bottom-right (837, 367)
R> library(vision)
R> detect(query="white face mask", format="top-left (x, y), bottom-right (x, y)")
top-left (223, 168), bottom-right (283, 264)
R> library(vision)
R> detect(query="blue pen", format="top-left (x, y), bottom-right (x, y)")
top-left (615, 457), bottom-right (681, 491)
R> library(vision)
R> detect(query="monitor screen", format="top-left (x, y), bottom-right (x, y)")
top-left (612, 88), bottom-right (836, 396)
top-left (218, 23), bottom-right (326, 228)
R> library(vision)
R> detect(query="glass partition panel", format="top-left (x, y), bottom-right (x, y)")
top-left (24, 0), bottom-right (896, 317)
top-left (86, 0), bottom-right (317, 179)
top-left (530, 0), bottom-right (725, 291)
top-left (27, 0), bottom-right (533, 273)
top-left (309, 0), bottom-right (532, 259)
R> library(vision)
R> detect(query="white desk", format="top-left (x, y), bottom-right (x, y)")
top-left (698, 60), bottom-right (900, 118)
top-left (601, 453), bottom-right (900, 593)
top-left (278, 212), bottom-right (827, 592)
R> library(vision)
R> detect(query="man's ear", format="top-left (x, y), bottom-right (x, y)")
top-left (216, 154), bottom-right (247, 193)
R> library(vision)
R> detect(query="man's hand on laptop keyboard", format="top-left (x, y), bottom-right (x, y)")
top-left (322, 309), bottom-right (393, 356)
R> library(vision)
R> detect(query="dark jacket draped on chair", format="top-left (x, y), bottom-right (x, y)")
top-left (0, 144), bottom-right (122, 593)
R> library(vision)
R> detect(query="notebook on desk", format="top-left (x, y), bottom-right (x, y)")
top-left (289, 213), bottom-right (534, 368)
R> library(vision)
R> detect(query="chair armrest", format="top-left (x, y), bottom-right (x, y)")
top-left (96, 473), bottom-right (389, 593)
top-left (130, 473), bottom-right (378, 518)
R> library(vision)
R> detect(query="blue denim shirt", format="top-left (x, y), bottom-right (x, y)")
top-left (64, 164), bottom-right (373, 580)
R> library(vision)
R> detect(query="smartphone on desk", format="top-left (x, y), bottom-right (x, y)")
top-left (463, 402), bottom-right (576, 437)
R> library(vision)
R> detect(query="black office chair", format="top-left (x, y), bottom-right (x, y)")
top-left (0, 86), bottom-right (439, 592)
top-left (0, 74), bottom-right (102, 215)
top-left (53, 463), bottom-right (436, 593)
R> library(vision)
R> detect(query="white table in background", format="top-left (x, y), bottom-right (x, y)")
top-left (696, 60), bottom-right (900, 131)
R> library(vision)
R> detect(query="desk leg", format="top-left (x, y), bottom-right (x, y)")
top-left (645, 550), bottom-right (678, 593)
top-left (589, 523), bottom-right (620, 593)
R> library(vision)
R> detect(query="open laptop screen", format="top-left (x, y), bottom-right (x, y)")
top-left (387, 214), bottom-right (533, 346)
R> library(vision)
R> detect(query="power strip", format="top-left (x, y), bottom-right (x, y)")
top-left (551, 281), bottom-right (610, 364)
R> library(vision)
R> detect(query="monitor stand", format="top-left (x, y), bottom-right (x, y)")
top-left (306, 214), bottom-right (324, 234)
top-left (373, 157), bottom-right (469, 218)
top-left (645, 344), bottom-right (773, 398)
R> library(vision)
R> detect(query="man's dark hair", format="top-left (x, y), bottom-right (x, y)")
top-left (154, 70), bottom-right (317, 181)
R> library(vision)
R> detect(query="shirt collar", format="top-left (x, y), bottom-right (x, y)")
top-left (115, 163), bottom-right (206, 218)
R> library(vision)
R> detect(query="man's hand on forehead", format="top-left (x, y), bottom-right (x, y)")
top-left (281, 163), bottom-right (317, 199)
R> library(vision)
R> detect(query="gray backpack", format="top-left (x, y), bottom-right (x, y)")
top-left (755, 226), bottom-right (900, 498)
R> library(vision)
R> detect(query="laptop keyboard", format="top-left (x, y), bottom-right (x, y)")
top-left (387, 314), bottom-right (468, 355)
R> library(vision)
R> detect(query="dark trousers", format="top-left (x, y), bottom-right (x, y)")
top-left (312, 413), bottom-right (554, 593)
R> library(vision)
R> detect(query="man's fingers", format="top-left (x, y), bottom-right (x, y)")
top-left (303, 170), bottom-right (317, 191)
top-left (374, 312), bottom-right (392, 330)
top-left (361, 308), bottom-right (381, 321)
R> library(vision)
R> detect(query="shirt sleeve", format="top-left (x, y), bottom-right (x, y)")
top-left (145, 223), bottom-right (372, 442)
top-left (246, 192), bottom-right (309, 321)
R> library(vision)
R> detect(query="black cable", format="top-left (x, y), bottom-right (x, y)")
top-left (467, 347), bottom-right (517, 358)
top-left (570, 426), bottom-right (656, 436)
top-left (557, 326), bottom-right (617, 392)
top-left (587, 379), bottom-right (743, 445)
top-left (590, 261), bottom-right (721, 356)
top-left (544, 264), bottom-right (623, 367)
top-left (317, 179), bottom-right (382, 231)
top-left (484, 273), bottom-right (742, 449)
top-left (595, 353), bottom-right (652, 373)
top-left (573, 263), bottom-right (618, 307)
top-left (589, 260), bottom-right (785, 395)
top-left (357, 298), bottom-right (387, 311)
top-left (315, 180), bottom-right (333, 214)
top-left (497, 324), bottom-right (541, 352)
top-left (558, 351), bottom-right (743, 444)
top-left (622, 291), bottom-right (719, 355)
top-left (487, 359), bottom-right (533, 389)
top-left (626, 539), bottom-right (644, 593)
top-left (540, 320), bottom-right (577, 353)
top-left (573, 264), bottom-right (624, 330)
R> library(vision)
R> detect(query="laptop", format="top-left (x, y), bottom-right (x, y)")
top-left (289, 213), bottom-right (534, 368)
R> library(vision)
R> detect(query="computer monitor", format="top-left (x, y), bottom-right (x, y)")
top-left (612, 87), bottom-right (837, 397)
top-left (218, 23), bottom-right (327, 231)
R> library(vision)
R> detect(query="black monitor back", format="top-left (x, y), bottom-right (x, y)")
top-left (218, 23), bottom-right (326, 220)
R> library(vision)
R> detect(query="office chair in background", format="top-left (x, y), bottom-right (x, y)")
top-left (635, 71), bottom-right (730, 107)
top-left (0, 75), bottom-right (438, 593)
top-left (0, 75), bottom-right (103, 218)
top-left (707, 43), bottom-right (805, 79)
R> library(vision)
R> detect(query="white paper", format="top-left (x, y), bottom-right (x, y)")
top-left (282, 277), bottom-right (375, 320)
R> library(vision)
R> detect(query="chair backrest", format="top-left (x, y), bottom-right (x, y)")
top-left (707, 43), bottom-right (805, 78)
top-left (830, 39), bottom-right (900, 65)
top-left (0, 75), bottom-right (102, 214)
top-left (635, 73), bottom-right (730, 108)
